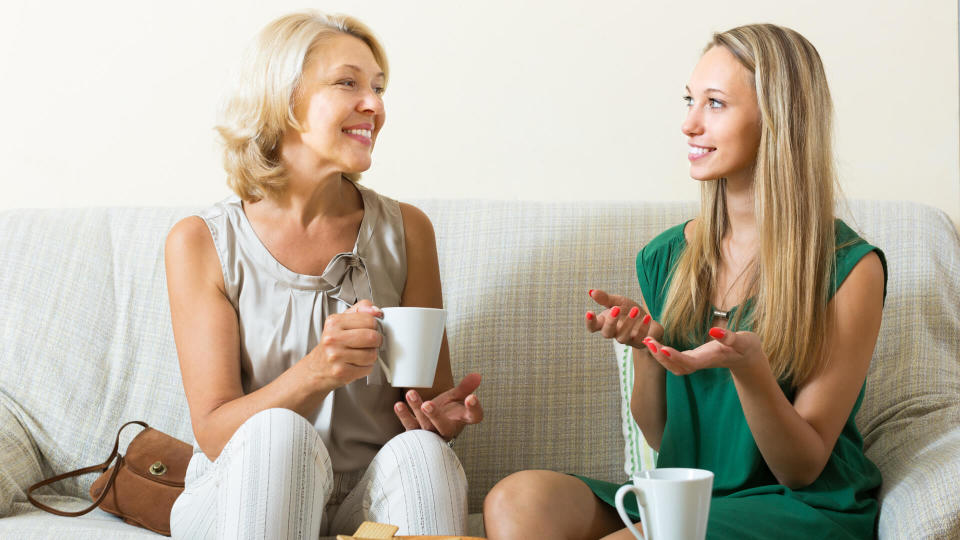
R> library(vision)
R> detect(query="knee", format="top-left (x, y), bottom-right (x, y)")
top-left (484, 470), bottom-right (557, 518)
top-left (233, 408), bottom-right (325, 457)
top-left (384, 429), bottom-right (456, 463)
top-left (380, 429), bottom-right (466, 487)
top-left (243, 407), bottom-right (311, 433)
top-left (228, 408), bottom-right (332, 486)
top-left (388, 427), bottom-right (446, 446)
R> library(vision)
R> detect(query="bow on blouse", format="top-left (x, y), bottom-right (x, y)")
top-left (323, 252), bottom-right (375, 307)
top-left (322, 252), bottom-right (386, 385)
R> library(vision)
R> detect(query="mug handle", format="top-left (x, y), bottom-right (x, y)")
top-left (373, 318), bottom-right (393, 384)
top-left (367, 317), bottom-right (393, 385)
top-left (614, 483), bottom-right (651, 540)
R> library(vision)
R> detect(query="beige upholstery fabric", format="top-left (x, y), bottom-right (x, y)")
top-left (0, 200), bottom-right (957, 539)
top-left (412, 200), bottom-right (696, 512)
top-left (840, 201), bottom-right (960, 538)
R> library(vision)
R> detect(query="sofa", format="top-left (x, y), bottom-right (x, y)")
top-left (1, 199), bottom-right (958, 539)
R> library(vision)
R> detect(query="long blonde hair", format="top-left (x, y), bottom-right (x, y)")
top-left (217, 11), bottom-right (389, 201)
top-left (661, 24), bottom-right (837, 387)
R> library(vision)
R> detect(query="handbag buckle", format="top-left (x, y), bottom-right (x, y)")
top-left (149, 461), bottom-right (167, 476)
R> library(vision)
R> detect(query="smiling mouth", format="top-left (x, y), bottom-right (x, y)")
top-left (688, 145), bottom-right (716, 156)
top-left (344, 128), bottom-right (372, 139)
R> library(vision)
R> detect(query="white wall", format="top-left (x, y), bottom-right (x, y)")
top-left (2, 0), bottom-right (957, 225)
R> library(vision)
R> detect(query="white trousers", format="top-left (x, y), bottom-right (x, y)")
top-left (169, 408), bottom-right (468, 539)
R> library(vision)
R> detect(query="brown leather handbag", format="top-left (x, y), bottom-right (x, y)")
top-left (27, 421), bottom-right (193, 536)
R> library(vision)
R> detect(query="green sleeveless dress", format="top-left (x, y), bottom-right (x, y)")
top-left (577, 219), bottom-right (886, 539)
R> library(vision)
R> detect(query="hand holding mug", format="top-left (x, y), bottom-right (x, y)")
top-left (303, 299), bottom-right (383, 393)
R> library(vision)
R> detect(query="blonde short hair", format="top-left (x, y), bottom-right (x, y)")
top-left (217, 11), bottom-right (389, 201)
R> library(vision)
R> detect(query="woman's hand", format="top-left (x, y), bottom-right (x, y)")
top-left (642, 327), bottom-right (766, 376)
top-left (394, 373), bottom-right (483, 440)
top-left (585, 289), bottom-right (663, 348)
top-left (301, 299), bottom-right (384, 393)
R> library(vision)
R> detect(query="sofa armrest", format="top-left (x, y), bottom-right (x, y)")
top-left (0, 393), bottom-right (45, 517)
top-left (874, 406), bottom-right (960, 539)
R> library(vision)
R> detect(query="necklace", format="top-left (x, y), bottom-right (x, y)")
top-left (712, 307), bottom-right (731, 320)
top-left (713, 257), bottom-right (754, 320)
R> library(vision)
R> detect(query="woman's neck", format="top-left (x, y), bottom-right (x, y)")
top-left (272, 174), bottom-right (357, 228)
top-left (267, 140), bottom-right (361, 228)
top-left (249, 174), bottom-right (360, 233)
top-left (723, 173), bottom-right (758, 251)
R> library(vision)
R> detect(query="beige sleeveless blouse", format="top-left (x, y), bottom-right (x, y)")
top-left (197, 183), bottom-right (405, 472)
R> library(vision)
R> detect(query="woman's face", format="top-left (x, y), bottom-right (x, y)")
top-left (288, 33), bottom-right (386, 174)
top-left (681, 46), bottom-right (762, 184)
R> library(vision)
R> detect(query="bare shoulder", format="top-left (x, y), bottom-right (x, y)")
top-left (683, 218), bottom-right (699, 242)
top-left (398, 202), bottom-right (437, 247)
top-left (835, 251), bottom-right (885, 305)
top-left (397, 202), bottom-right (442, 305)
top-left (167, 216), bottom-right (210, 249)
top-left (165, 216), bottom-right (223, 290)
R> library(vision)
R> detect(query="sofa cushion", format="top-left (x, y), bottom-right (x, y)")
top-left (1, 200), bottom-right (957, 540)
top-left (0, 208), bottom-right (196, 501)
top-left (613, 341), bottom-right (658, 477)
top-left (841, 201), bottom-right (960, 538)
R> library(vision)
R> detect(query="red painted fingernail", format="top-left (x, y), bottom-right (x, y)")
top-left (662, 349), bottom-right (671, 357)
top-left (610, 306), bottom-right (621, 317)
top-left (628, 307), bottom-right (640, 318)
top-left (586, 312), bottom-right (595, 321)
top-left (646, 342), bottom-right (657, 353)
top-left (642, 337), bottom-right (652, 343)
top-left (642, 314), bottom-right (652, 325)
top-left (589, 289), bottom-right (594, 296)
top-left (709, 328), bottom-right (726, 340)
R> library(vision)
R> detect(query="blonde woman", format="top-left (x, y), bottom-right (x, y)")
top-left (484, 24), bottom-right (884, 539)
top-left (164, 11), bottom-right (482, 538)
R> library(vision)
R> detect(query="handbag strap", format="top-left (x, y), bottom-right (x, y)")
top-left (26, 420), bottom-right (148, 517)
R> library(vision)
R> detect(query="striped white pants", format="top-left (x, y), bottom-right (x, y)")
top-left (169, 408), bottom-right (468, 539)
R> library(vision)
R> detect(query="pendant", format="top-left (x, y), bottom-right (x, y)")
top-left (712, 308), bottom-right (729, 319)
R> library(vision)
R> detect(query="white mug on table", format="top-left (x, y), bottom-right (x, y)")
top-left (614, 467), bottom-right (713, 540)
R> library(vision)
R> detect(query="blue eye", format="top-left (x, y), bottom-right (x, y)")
top-left (708, 98), bottom-right (724, 109)
top-left (683, 95), bottom-right (693, 107)
top-left (374, 86), bottom-right (385, 96)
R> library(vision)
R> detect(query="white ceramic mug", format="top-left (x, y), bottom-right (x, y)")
top-left (614, 468), bottom-right (713, 540)
top-left (377, 307), bottom-right (446, 387)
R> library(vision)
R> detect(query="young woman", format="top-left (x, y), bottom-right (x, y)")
top-left (164, 11), bottom-right (482, 538)
top-left (484, 24), bottom-right (885, 540)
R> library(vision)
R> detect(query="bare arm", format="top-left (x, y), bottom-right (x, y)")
top-left (392, 203), bottom-right (483, 439)
top-left (165, 217), bottom-right (381, 459)
top-left (630, 338), bottom-right (668, 450)
top-left (734, 252), bottom-right (885, 487)
top-left (586, 289), bottom-right (668, 450)
top-left (397, 203), bottom-right (454, 400)
top-left (646, 252), bottom-right (885, 487)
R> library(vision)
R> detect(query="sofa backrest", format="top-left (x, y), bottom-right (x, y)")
top-left (0, 207), bottom-right (195, 500)
top-left (1, 200), bottom-right (958, 520)
top-left (412, 200), bottom-right (696, 510)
